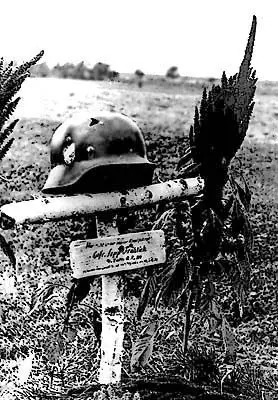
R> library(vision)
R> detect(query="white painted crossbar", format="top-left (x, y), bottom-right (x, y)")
top-left (0, 178), bottom-right (203, 226)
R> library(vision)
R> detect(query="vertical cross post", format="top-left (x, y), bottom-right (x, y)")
top-left (97, 212), bottom-right (124, 384)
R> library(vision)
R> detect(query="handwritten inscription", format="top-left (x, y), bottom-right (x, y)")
top-left (70, 230), bottom-right (166, 278)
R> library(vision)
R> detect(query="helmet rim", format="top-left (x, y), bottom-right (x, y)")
top-left (42, 153), bottom-right (155, 194)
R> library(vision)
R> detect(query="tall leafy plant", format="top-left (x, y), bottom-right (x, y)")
top-left (135, 15), bottom-right (257, 367)
top-left (0, 50), bottom-right (44, 266)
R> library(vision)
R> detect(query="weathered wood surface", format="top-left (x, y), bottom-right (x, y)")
top-left (0, 178), bottom-right (203, 226)
top-left (70, 230), bottom-right (166, 278)
top-left (96, 215), bottom-right (125, 385)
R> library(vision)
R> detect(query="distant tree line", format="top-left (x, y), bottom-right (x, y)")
top-left (30, 61), bottom-right (120, 81)
top-left (30, 61), bottom-right (187, 83)
top-left (29, 61), bottom-right (218, 91)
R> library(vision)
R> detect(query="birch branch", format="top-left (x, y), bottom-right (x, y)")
top-left (0, 178), bottom-right (203, 227)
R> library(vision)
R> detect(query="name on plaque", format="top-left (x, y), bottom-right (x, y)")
top-left (70, 230), bottom-right (166, 278)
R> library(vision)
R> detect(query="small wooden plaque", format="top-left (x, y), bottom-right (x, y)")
top-left (70, 230), bottom-right (166, 278)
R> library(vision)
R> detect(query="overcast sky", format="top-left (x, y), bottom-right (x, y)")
top-left (1, 0), bottom-right (276, 81)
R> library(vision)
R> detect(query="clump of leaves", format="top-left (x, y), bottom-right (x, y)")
top-left (130, 312), bottom-right (160, 372)
top-left (176, 343), bottom-right (220, 384)
top-left (0, 50), bottom-right (44, 266)
top-left (135, 15), bottom-right (257, 370)
top-left (229, 362), bottom-right (278, 400)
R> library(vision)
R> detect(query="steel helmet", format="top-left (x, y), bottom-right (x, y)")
top-left (42, 112), bottom-right (155, 194)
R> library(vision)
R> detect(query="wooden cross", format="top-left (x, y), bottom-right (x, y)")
top-left (0, 177), bottom-right (203, 384)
